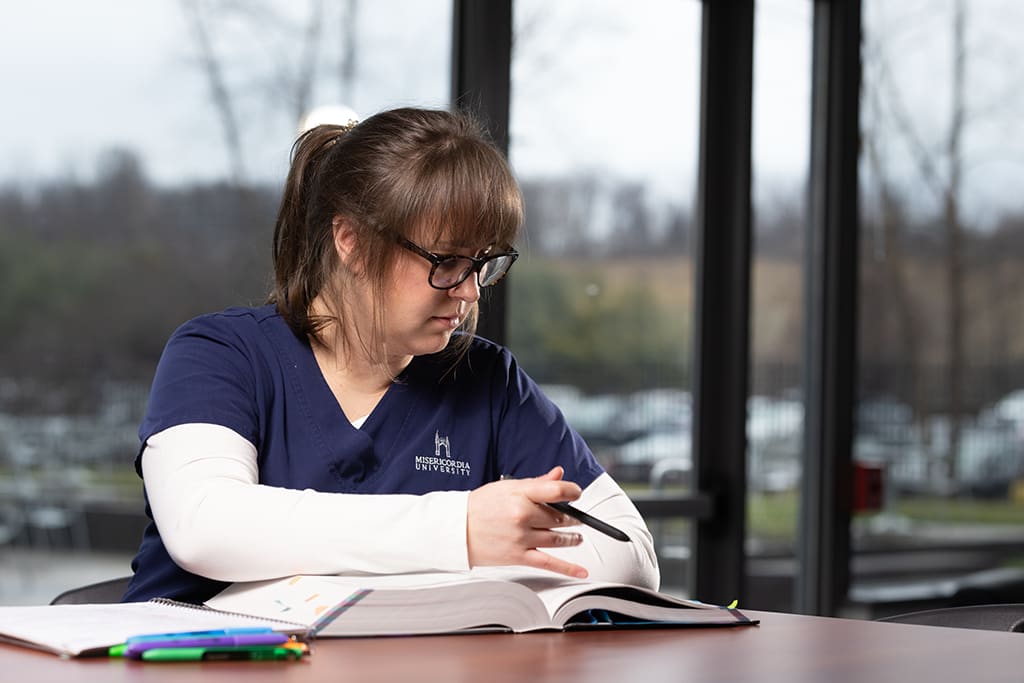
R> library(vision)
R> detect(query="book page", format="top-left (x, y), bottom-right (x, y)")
top-left (207, 573), bottom-right (481, 628)
top-left (455, 567), bottom-right (708, 617)
top-left (462, 567), bottom-right (741, 627)
top-left (206, 571), bottom-right (552, 636)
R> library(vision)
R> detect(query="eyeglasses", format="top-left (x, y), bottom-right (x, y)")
top-left (396, 236), bottom-right (519, 290)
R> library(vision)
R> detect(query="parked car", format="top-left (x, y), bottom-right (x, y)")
top-left (541, 384), bottom-right (624, 449)
top-left (957, 423), bottom-right (1024, 499)
top-left (614, 389), bottom-right (691, 441)
top-left (748, 396), bottom-right (803, 493)
top-left (612, 430), bottom-right (690, 484)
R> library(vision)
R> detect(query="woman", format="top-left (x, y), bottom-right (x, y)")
top-left (123, 107), bottom-right (659, 604)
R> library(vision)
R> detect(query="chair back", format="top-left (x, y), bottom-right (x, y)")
top-left (50, 576), bottom-right (133, 605)
top-left (878, 603), bottom-right (1024, 632)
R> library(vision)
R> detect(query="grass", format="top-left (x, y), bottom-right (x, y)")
top-left (627, 485), bottom-right (1024, 541)
top-left (748, 491), bottom-right (800, 540)
top-left (0, 465), bottom-right (144, 506)
top-left (746, 490), bottom-right (1024, 542)
top-left (890, 496), bottom-right (1024, 526)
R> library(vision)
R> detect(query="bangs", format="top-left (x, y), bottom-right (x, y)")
top-left (385, 140), bottom-right (523, 250)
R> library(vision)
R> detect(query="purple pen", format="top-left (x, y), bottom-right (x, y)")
top-left (123, 632), bottom-right (291, 659)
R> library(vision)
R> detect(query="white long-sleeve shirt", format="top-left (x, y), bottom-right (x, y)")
top-left (142, 422), bottom-right (660, 590)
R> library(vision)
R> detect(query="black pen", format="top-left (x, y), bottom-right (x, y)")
top-left (500, 474), bottom-right (631, 543)
top-left (546, 501), bottom-right (631, 543)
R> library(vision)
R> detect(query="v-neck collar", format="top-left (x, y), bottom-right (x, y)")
top-left (307, 341), bottom-right (398, 428)
top-left (262, 312), bottom-right (374, 442)
top-left (262, 309), bottom-right (427, 440)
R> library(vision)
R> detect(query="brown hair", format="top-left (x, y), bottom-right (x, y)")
top-left (269, 107), bottom-right (523, 365)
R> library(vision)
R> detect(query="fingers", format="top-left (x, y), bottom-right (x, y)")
top-left (524, 527), bottom-right (583, 548)
top-left (508, 527), bottom-right (588, 579)
top-left (518, 476), bottom-right (582, 507)
top-left (496, 472), bottom-right (583, 530)
top-left (467, 475), bottom-right (591, 578)
top-left (544, 507), bottom-right (581, 529)
top-left (536, 466), bottom-right (565, 481)
top-left (523, 549), bottom-right (589, 580)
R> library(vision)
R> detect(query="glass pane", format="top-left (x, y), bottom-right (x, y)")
top-left (0, 0), bottom-right (450, 605)
top-left (746, 0), bottom-right (812, 613)
top-left (509, 0), bottom-right (701, 596)
top-left (853, 0), bottom-right (1024, 619)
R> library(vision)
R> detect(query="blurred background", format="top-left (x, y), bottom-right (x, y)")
top-left (1, 0), bottom-right (1023, 614)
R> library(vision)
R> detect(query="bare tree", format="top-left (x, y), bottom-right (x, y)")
top-left (862, 42), bottom-right (929, 464)
top-left (180, 0), bottom-right (247, 185)
top-left (943, 0), bottom-right (967, 484)
top-left (337, 0), bottom-right (359, 105)
top-left (863, 0), bottom-right (975, 484)
top-left (177, 0), bottom-right (362, 184)
top-left (287, 0), bottom-right (327, 124)
top-left (609, 182), bottom-right (652, 254)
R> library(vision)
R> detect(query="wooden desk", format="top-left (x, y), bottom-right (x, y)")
top-left (3, 609), bottom-right (1022, 683)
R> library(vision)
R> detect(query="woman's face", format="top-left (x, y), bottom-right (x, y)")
top-left (379, 236), bottom-right (481, 359)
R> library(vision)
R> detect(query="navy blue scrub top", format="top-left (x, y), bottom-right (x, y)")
top-left (123, 305), bottom-right (603, 604)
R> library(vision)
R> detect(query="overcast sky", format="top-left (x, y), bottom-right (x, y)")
top-left (0, 0), bottom-right (1020, 221)
top-left (0, 1), bottom-right (806, 197)
top-left (0, 0), bottom-right (451, 187)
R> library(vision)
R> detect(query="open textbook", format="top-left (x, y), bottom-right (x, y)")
top-left (204, 567), bottom-right (757, 636)
top-left (0, 568), bottom-right (755, 656)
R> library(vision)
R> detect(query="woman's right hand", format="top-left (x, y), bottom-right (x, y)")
top-left (465, 466), bottom-right (589, 579)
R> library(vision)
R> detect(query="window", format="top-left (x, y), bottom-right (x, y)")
top-left (852, 0), bottom-right (1024, 618)
top-left (0, 0), bottom-right (451, 605)
top-left (508, 0), bottom-right (702, 595)
top-left (746, 0), bottom-right (812, 611)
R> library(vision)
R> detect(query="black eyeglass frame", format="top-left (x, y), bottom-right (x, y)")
top-left (395, 235), bottom-right (519, 290)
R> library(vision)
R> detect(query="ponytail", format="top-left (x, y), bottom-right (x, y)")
top-left (269, 125), bottom-right (351, 339)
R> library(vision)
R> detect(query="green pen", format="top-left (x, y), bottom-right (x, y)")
top-left (108, 644), bottom-right (128, 657)
top-left (140, 645), bottom-right (303, 662)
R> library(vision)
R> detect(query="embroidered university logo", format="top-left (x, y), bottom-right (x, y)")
top-left (435, 431), bottom-right (450, 458)
top-left (414, 430), bottom-right (471, 477)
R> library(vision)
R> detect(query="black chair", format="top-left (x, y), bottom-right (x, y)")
top-left (950, 567), bottom-right (1024, 606)
top-left (49, 576), bottom-right (133, 605)
top-left (878, 603), bottom-right (1024, 632)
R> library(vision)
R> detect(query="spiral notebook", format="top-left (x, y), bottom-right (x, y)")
top-left (0, 599), bottom-right (307, 658)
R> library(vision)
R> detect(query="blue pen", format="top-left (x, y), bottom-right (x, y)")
top-left (124, 632), bottom-right (291, 659)
top-left (126, 627), bottom-right (276, 644)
